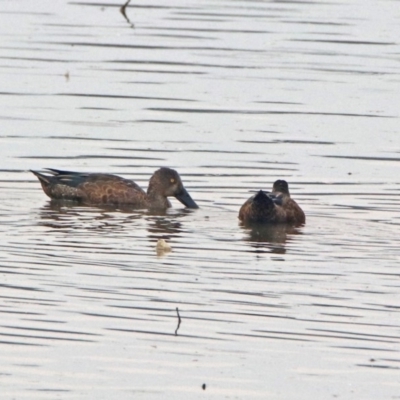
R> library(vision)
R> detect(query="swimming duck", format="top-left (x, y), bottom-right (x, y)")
top-left (30, 167), bottom-right (198, 209)
top-left (239, 180), bottom-right (305, 225)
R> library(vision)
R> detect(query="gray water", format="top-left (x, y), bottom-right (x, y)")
top-left (0, 0), bottom-right (400, 399)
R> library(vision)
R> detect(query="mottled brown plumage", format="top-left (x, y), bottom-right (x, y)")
top-left (239, 180), bottom-right (305, 225)
top-left (31, 167), bottom-right (198, 210)
top-left (239, 190), bottom-right (286, 224)
top-left (269, 180), bottom-right (305, 225)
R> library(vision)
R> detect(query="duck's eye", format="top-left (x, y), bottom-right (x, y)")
top-left (170, 178), bottom-right (175, 183)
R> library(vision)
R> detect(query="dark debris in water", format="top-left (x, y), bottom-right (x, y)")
top-left (120, 0), bottom-right (134, 28)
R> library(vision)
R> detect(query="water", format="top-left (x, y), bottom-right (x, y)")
top-left (0, 0), bottom-right (400, 399)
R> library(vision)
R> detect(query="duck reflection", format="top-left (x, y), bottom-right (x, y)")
top-left (146, 213), bottom-right (186, 238)
top-left (240, 222), bottom-right (303, 254)
top-left (35, 200), bottom-right (194, 238)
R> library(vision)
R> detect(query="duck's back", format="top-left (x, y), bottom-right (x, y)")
top-left (280, 198), bottom-right (305, 225)
top-left (78, 174), bottom-right (147, 206)
top-left (270, 182), bottom-right (305, 225)
top-left (32, 169), bottom-right (148, 207)
top-left (239, 190), bottom-right (286, 224)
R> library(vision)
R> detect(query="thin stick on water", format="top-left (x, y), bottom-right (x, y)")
top-left (120, 0), bottom-right (134, 27)
top-left (175, 307), bottom-right (181, 336)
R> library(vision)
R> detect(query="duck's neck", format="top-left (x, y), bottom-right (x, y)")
top-left (147, 188), bottom-right (171, 209)
top-left (147, 171), bottom-right (173, 209)
top-left (147, 180), bottom-right (171, 209)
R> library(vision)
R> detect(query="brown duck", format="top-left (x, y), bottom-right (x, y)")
top-left (31, 167), bottom-right (198, 209)
top-left (239, 180), bottom-right (305, 225)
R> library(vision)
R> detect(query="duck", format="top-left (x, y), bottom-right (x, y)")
top-left (30, 167), bottom-right (198, 209)
top-left (239, 180), bottom-right (305, 225)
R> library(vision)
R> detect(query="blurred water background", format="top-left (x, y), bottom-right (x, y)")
top-left (0, 0), bottom-right (399, 399)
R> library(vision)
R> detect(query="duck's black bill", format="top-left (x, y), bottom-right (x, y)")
top-left (175, 187), bottom-right (199, 209)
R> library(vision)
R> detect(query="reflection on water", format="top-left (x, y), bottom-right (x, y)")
top-left (36, 201), bottom-right (143, 231)
top-left (146, 214), bottom-right (186, 239)
top-left (240, 222), bottom-right (303, 254)
top-left (36, 201), bottom-right (196, 240)
top-left (1, 0), bottom-right (400, 399)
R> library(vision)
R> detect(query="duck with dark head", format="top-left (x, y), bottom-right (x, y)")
top-left (239, 179), bottom-right (305, 225)
top-left (30, 167), bottom-right (198, 210)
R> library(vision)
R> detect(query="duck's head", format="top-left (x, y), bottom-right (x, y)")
top-left (149, 167), bottom-right (198, 209)
top-left (272, 180), bottom-right (290, 196)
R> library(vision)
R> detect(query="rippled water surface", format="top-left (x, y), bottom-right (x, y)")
top-left (1, 0), bottom-right (400, 399)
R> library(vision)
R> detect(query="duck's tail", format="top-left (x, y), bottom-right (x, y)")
top-left (30, 170), bottom-right (51, 185)
top-left (253, 190), bottom-right (274, 209)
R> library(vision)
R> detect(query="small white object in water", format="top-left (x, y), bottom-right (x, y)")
top-left (156, 239), bottom-right (171, 255)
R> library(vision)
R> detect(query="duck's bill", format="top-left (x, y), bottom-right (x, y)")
top-left (175, 187), bottom-right (199, 208)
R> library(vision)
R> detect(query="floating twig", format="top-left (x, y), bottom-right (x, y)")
top-left (175, 307), bottom-right (181, 336)
top-left (120, 0), bottom-right (134, 28)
